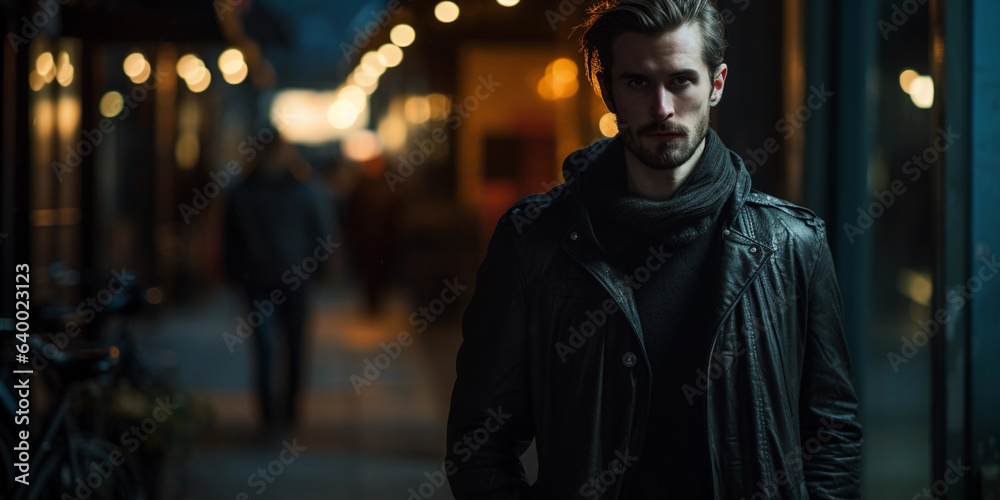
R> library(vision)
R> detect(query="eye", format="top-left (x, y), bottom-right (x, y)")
top-left (627, 78), bottom-right (647, 88)
top-left (673, 76), bottom-right (693, 86)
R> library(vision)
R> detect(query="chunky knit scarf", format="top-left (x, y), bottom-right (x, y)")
top-left (586, 128), bottom-right (738, 249)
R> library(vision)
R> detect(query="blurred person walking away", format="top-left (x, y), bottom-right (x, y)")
top-left (223, 131), bottom-right (334, 434)
top-left (346, 156), bottom-right (399, 315)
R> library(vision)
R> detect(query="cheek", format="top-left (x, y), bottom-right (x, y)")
top-left (677, 93), bottom-right (706, 113)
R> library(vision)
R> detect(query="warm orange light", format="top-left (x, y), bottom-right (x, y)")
top-left (123, 52), bottom-right (147, 78)
top-left (908, 75), bottom-right (934, 109)
top-left (222, 63), bottom-right (248, 84)
top-left (404, 96), bottom-right (431, 123)
top-left (342, 130), bottom-right (382, 162)
top-left (899, 68), bottom-right (919, 93)
top-left (538, 57), bottom-right (580, 100)
top-left (177, 54), bottom-right (205, 81)
top-left (99, 91), bottom-right (124, 117)
top-left (390, 24), bottom-right (415, 47)
top-left (427, 93), bottom-right (451, 120)
top-left (328, 100), bottom-right (360, 129)
top-left (435, 1), bottom-right (460, 23)
top-left (218, 48), bottom-right (245, 74)
top-left (377, 43), bottom-right (404, 67)
top-left (599, 113), bottom-right (618, 137)
top-left (378, 115), bottom-right (408, 150)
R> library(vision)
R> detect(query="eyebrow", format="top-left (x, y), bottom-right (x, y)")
top-left (618, 69), bottom-right (700, 80)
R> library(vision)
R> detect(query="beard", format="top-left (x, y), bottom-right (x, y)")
top-left (617, 107), bottom-right (710, 171)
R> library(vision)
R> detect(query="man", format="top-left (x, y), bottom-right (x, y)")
top-left (447, 0), bottom-right (861, 499)
top-left (224, 133), bottom-right (332, 433)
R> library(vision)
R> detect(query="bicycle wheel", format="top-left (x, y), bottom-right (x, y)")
top-left (24, 438), bottom-right (145, 500)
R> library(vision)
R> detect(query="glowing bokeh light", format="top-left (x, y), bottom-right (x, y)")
top-left (390, 24), bottom-right (416, 47)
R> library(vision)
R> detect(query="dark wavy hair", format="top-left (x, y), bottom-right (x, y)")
top-left (577, 0), bottom-right (728, 91)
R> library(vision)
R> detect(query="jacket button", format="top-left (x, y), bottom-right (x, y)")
top-left (621, 352), bottom-right (637, 367)
top-left (723, 229), bottom-right (730, 236)
top-left (750, 246), bottom-right (758, 253)
top-left (610, 459), bottom-right (625, 474)
top-left (569, 232), bottom-right (579, 241)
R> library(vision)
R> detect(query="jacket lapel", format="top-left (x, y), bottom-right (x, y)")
top-left (562, 231), bottom-right (650, 363)
top-left (705, 208), bottom-right (775, 337)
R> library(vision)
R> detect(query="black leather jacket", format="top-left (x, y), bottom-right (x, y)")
top-left (447, 136), bottom-right (862, 499)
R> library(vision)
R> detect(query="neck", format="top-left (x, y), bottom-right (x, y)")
top-left (624, 137), bottom-right (706, 201)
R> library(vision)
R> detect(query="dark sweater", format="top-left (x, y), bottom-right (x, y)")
top-left (604, 216), bottom-right (723, 498)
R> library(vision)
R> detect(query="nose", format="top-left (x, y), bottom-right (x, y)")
top-left (652, 85), bottom-right (674, 120)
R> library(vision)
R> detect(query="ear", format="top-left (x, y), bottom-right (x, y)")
top-left (709, 63), bottom-right (728, 106)
top-left (597, 73), bottom-right (617, 114)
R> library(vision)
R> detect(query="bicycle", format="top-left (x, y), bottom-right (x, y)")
top-left (1, 334), bottom-right (146, 499)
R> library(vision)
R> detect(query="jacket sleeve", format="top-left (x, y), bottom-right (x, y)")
top-left (799, 224), bottom-right (863, 499)
top-left (447, 213), bottom-right (534, 499)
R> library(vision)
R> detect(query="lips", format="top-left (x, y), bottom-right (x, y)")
top-left (644, 131), bottom-right (684, 141)
top-left (639, 123), bottom-right (686, 139)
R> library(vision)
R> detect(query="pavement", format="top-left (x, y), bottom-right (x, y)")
top-left (138, 284), bottom-right (471, 500)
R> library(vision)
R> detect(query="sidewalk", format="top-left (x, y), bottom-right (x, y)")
top-left (140, 285), bottom-right (463, 499)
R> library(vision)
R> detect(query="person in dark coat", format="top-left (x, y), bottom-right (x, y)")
top-left (223, 133), bottom-right (333, 432)
top-left (446, 1), bottom-right (862, 498)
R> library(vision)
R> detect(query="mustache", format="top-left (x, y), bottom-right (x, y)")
top-left (618, 119), bottom-right (687, 136)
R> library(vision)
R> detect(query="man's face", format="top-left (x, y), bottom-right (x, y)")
top-left (599, 24), bottom-right (727, 170)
